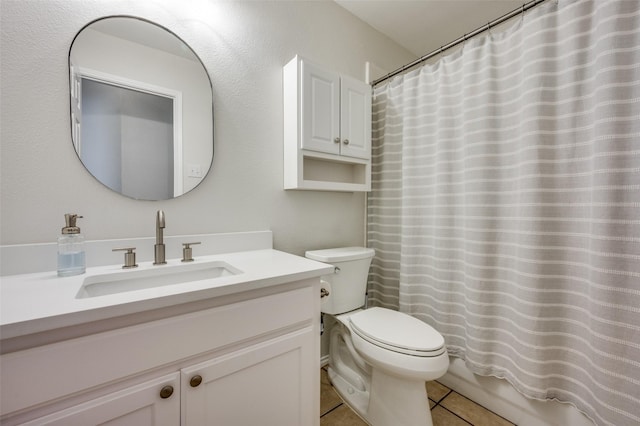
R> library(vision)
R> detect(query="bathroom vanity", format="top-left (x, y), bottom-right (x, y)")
top-left (0, 232), bottom-right (332, 425)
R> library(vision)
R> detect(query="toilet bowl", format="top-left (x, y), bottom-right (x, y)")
top-left (306, 247), bottom-right (449, 426)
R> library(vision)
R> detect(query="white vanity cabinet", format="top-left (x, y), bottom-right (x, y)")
top-left (284, 55), bottom-right (371, 192)
top-left (20, 373), bottom-right (181, 426)
top-left (181, 328), bottom-right (314, 425)
top-left (1, 280), bottom-right (321, 426)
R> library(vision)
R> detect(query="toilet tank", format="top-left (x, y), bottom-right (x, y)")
top-left (305, 247), bottom-right (375, 315)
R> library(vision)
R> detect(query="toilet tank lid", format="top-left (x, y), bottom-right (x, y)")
top-left (305, 247), bottom-right (375, 263)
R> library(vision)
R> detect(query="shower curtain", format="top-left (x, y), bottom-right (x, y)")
top-left (367, 1), bottom-right (640, 425)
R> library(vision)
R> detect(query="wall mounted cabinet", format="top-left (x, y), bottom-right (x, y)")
top-left (284, 55), bottom-right (371, 191)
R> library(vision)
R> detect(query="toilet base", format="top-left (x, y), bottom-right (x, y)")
top-left (327, 366), bottom-right (370, 422)
top-left (330, 366), bottom-right (434, 426)
top-left (367, 368), bottom-right (432, 426)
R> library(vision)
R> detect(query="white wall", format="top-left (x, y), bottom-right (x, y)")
top-left (0, 0), bottom-right (414, 255)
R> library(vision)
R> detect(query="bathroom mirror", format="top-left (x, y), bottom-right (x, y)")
top-left (69, 16), bottom-right (213, 200)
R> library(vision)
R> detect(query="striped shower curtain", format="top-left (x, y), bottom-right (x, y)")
top-left (367, 1), bottom-right (640, 425)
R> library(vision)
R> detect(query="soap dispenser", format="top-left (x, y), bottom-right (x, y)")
top-left (57, 214), bottom-right (86, 277)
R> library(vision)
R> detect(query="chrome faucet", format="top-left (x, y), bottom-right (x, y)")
top-left (154, 210), bottom-right (167, 265)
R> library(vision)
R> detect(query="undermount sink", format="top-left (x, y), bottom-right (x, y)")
top-left (76, 261), bottom-right (242, 298)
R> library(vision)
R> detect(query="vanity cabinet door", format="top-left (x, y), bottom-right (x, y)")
top-left (21, 373), bottom-right (180, 426)
top-left (181, 327), bottom-right (316, 426)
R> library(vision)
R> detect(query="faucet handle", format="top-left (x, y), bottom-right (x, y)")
top-left (112, 247), bottom-right (138, 269)
top-left (181, 242), bottom-right (201, 262)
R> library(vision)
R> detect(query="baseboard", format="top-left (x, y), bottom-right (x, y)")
top-left (320, 354), bottom-right (329, 368)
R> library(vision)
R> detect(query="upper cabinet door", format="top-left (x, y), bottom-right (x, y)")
top-left (301, 60), bottom-right (340, 155)
top-left (340, 75), bottom-right (371, 160)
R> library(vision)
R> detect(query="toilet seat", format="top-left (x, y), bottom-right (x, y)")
top-left (349, 307), bottom-right (445, 357)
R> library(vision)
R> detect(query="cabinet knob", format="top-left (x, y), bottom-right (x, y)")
top-left (159, 385), bottom-right (174, 399)
top-left (190, 375), bottom-right (203, 387)
top-left (343, 139), bottom-right (350, 145)
top-left (334, 137), bottom-right (340, 144)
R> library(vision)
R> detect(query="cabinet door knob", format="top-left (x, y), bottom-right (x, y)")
top-left (343, 139), bottom-right (350, 145)
top-left (160, 385), bottom-right (174, 399)
top-left (190, 375), bottom-right (203, 387)
top-left (334, 137), bottom-right (340, 144)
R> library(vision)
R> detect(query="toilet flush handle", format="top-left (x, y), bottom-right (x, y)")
top-left (321, 288), bottom-right (330, 298)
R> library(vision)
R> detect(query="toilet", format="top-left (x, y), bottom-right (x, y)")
top-left (306, 247), bottom-right (449, 426)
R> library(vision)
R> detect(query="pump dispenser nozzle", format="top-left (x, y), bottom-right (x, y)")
top-left (62, 214), bottom-right (83, 234)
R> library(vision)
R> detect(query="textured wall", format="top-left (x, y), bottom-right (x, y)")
top-left (0, 0), bottom-right (413, 255)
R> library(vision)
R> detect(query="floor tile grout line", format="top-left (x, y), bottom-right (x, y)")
top-left (440, 405), bottom-right (474, 426)
top-left (430, 389), bottom-right (479, 425)
top-left (320, 402), bottom-right (344, 418)
top-left (436, 404), bottom-right (475, 425)
top-left (438, 389), bottom-right (453, 404)
top-left (430, 388), bottom-right (454, 409)
top-left (444, 391), bottom-right (516, 425)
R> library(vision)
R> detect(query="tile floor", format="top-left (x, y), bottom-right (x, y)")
top-left (320, 367), bottom-right (515, 426)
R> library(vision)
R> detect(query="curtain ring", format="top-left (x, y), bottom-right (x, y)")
top-left (521, 4), bottom-right (525, 24)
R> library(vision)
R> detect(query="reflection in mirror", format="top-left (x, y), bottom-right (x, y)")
top-left (69, 16), bottom-right (213, 200)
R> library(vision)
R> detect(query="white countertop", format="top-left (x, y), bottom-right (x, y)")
top-left (0, 249), bottom-right (333, 340)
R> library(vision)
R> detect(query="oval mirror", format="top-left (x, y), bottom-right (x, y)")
top-left (69, 16), bottom-right (213, 200)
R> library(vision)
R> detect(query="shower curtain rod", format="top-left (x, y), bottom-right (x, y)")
top-left (371, 0), bottom-right (549, 86)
